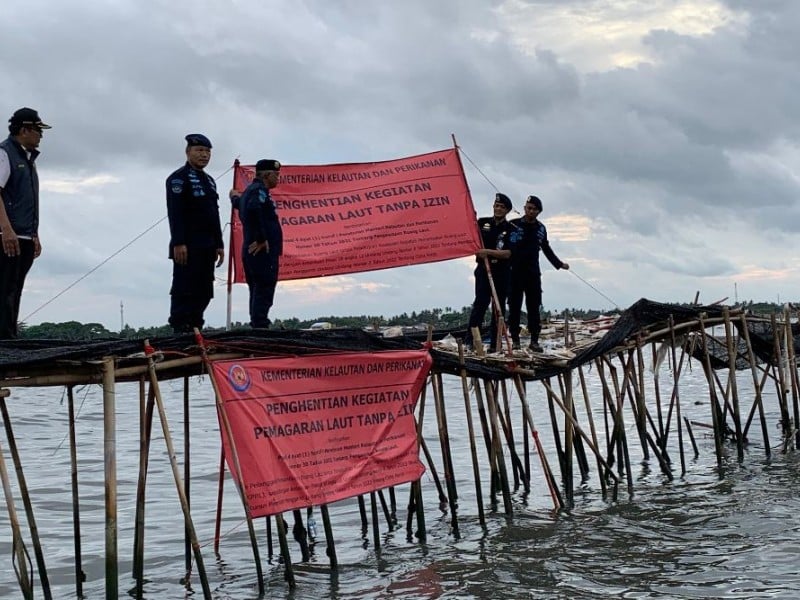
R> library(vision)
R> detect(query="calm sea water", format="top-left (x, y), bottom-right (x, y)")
top-left (1, 361), bottom-right (799, 599)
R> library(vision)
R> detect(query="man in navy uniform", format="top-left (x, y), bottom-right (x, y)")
top-left (234, 159), bottom-right (282, 329)
top-left (0, 107), bottom-right (51, 339)
top-left (166, 133), bottom-right (224, 333)
top-left (507, 195), bottom-right (569, 352)
top-left (464, 192), bottom-right (515, 352)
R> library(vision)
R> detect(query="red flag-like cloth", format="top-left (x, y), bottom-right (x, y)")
top-left (209, 350), bottom-right (431, 517)
top-left (229, 148), bottom-right (480, 282)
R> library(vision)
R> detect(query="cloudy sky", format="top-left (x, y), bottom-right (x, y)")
top-left (3, 0), bottom-right (799, 330)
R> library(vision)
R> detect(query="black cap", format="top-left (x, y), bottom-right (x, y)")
top-left (494, 193), bottom-right (512, 210)
top-left (185, 133), bottom-right (212, 148)
top-left (526, 195), bottom-right (543, 210)
top-left (9, 107), bottom-right (51, 130)
top-left (255, 159), bottom-right (281, 171)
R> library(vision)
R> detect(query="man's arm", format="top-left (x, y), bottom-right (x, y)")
top-left (166, 175), bottom-right (188, 264)
top-left (0, 150), bottom-right (20, 257)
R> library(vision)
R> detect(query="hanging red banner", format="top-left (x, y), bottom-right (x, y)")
top-left (209, 350), bottom-right (431, 517)
top-left (230, 148), bottom-right (480, 282)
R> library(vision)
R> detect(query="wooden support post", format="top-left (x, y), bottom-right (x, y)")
top-left (132, 379), bottom-right (154, 593)
top-left (483, 380), bottom-right (513, 515)
top-left (739, 313), bottom-right (771, 457)
top-left (698, 315), bottom-right (725, 472)
top-left (66, 386), bottom-right (85, 597)
top-left (0, 388), bottom-right (33, 599)
top-left (102, 357), bottom-right (118, 600)
top-left (457, 342), bottom-right (485, 527)
top-left (723, 308), bottom-right (745, 463)
top-left (431, 372), bottom-right (459, 536)
top-left (668, 317), bottom-right (687, 475)
top-left (145, 347), bottom-right (212, 599)
top-left (577, 367), bottom-right (607, 498)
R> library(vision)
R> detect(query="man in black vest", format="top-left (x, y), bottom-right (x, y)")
top-left (0, 107), bottom-right (51, 338)
top-left (166, 134), bottom-right (224, 333)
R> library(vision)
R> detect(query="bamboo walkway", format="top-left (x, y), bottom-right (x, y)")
top-left (0, 299), bottom-right (798, 597)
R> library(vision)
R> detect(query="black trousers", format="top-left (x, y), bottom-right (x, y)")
top-left (243, 247), bottom-right (280, 328)
top-left (466, 263), bottom-right (509, 347)
top-left (169, 246), bottom-right (216, 332)
top-left (0, 239), bottom-right (35, 339)
top-left (507, 272), bottom-right (543, 342)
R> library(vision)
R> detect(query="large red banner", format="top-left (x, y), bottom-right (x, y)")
top-left (210, 350), bottom-right (431, 517)
top-left (230, 148), bottom-right (481, 282)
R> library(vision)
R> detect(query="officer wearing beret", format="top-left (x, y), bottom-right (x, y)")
top-left (507, 195), bottom-right (569, 352)
top-left (0, 107), bottom-right (51, 338)
top-left (464, 192), bottom-right (516, 352)
top-left (233, 159), bottom-right (282, 328)
top-left (165, 133), bottom-right (224, 333)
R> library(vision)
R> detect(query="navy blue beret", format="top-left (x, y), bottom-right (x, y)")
top-left (494, 193), bottom-right (512, 210)
top-left (255, 159), bottom-right (281, 171)
top-left (185, 133), bottom-right (212, 148)
top-left (526, 195), bottom-right (543, 210)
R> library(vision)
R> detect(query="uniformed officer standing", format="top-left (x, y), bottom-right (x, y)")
top-left (507, 195), bottom-right (569, 351)
top-left (464, 193), bottom-right (515, 352)
top-left (234, 159), bottom-right (282, 328)
top-left (166, 133), bottom-right (224, 333)
top-left (0, 107), bottom-right (51, 339)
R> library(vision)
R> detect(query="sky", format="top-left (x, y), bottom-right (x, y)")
top-left (3, 0), bottom-right (800, 330)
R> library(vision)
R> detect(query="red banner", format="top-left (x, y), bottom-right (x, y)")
top-left (230, 148), bottom-right (481, 282)
top-left (209, 350), bottom-right (431, 517)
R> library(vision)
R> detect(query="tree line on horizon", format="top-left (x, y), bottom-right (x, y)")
top-left (16, 300), bottom-right (788, 341)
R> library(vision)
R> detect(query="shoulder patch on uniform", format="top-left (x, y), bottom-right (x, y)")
top-left (258, 190), bottom-right (267, 203)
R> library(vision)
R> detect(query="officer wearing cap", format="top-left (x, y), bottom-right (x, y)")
top-left (165, 133), bottom-right (224, 333)
top-left (233, 159), bottom-right (282, 328)
top-left (507, 195), bottom-right (569, 352)
top-left (464, 192), bottom-right (516, 352)
top-left (0, 107), bottom-right (51, 338)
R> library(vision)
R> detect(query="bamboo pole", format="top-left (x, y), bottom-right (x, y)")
top-left (0, 388), bottom-right (33, 599)
top-left (0, 394), bottom-right (52, 599)
top-left (213, 447), bottom-right (225, 554)
top-left (698, 315), bottom-right (724, 472)
top-left (483, 379), bottom-right (513, 515)
top-left (510, 375), bottom-right (563, 510)
top-left (770, 313), bottom-right (792, 441)
top-left (577, 367), bottom-right (607, 497)
top-left (472, 378), bottom-right (498, 502)
top-left (144, 345), bottom-right (212, 599)
top-left (431, 372), bottom-right (459, 535)
top-left (102, 357), bottom-right (118, 600)
top-left (723, 308), bottom-right (744, 462)
top-left (320, 504), bottom-right (338, 570)
top-left (457, 343), bottom-right (485, 527)
top-left (668, 317), bottom-right (687, 475)
top-left (195, 333), bottom-right (270, 592)
top-left (738, 313), bottom-right (770, 457)
top-left (132, 380), bottom-right (154, 593)
top-left (66, 386), bottom-right (85, 597)
top-left (783, 306), bottom-right (800, 450)
top-left (183, 376), bottom-right (192, 580)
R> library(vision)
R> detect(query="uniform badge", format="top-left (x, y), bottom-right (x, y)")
top-left (171, 178), bottom-right (183, 194)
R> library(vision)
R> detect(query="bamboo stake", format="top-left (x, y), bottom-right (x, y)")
top-left (472, 378), bottom-right (498, 502)
top-left (723, 308), bottom-right (745, 462)
top-left (668, 317), bottom-right (687, 475)
top-left (144, 345), bottom-right (212, 599)
top-left (0, 389), bottom-right (33, 599)
top-left (510, 376), bottom-right (563, 511)
top-left (457, 343), bottom-right (485, 527)
top-left (683, 417), bottom-right (699, 457)
top-left (213, 447), bottom-right (225, 554)
top-left (102, 357), bottom-right (118, 600)
top-left (66, 386), bottom-right (85, 597)
top-left (370, 491), bottom-right (381, 554)
top-left (320, 504), bottom-right (338, 570)
top-left (698, 315), bottom-right (724, 472)
top-left (577, 367), bottom-right (607, 497)
top-left (783, 306), bottom-right (800, 450)
top-left (499, 380), bottom-right (524, 490)
top-left (196, 333), bottom-right (270, 592)
top-left (183, 376), bottom-right (192, 580)
top-left (739, 313), bottom-right (770, 457)
top-left (562, 372), bottom-right (575, 507)
top-left (483, 380), bottom-right (513, 515)
top-left (132, 380), bottom-right (154, 593)
top-left (431, 372), bottom-right (459, 535)
top-left (770, 313), bottom-right (792, 448)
